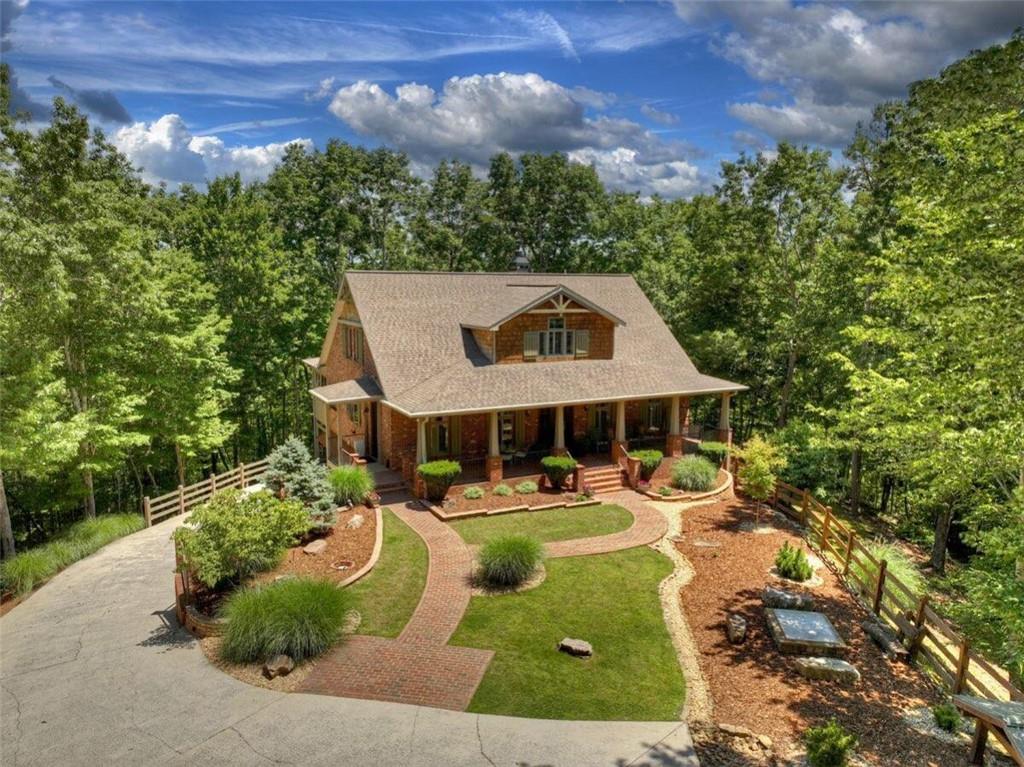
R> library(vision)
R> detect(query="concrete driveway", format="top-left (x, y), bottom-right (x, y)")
top-left (0, 518), bottom-right (697, 766)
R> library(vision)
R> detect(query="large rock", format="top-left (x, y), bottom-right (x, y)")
top-left (345, 513), bottom-right (365, 529)
top-left (558, 638), bottom-right (593, 657)
top-left (762, 585), bottom-right (814, 611)
top-left (795, 657), bottom-right (860, 684)
top-left (263, 654), bottom-right (295, 679)
top-left (303, 539), bottom-right (328, 555)
top-left (862, 620), bottom-right (910, 661)
top-left (727, 614), bottom-right (748, 644)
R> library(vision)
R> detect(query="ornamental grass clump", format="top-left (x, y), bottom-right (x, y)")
top-left (514, 480), bottom-right (539, 495)
top-left (775, 541), bottom-right (813, 582)
top-left (463, 486), bottom-right (485, 500)
top-left (671, 456), bottom-right (718, 491)
top-left (492, 484), bottom-right (513, 497)
top-left (629, 449), bottom-right (663, 480)
top-left (219, 577), bottom-right (350, 663)
top-left (417, 460), bottom-right (462, 501)
top-left (478, 534), bottom-right (544, 587)
top-left (804, 719), bottom-right (857, 767)
top-left (540, 456), bottom-right (577, 489)
top-left (328, 465), bottom-right (375, 506)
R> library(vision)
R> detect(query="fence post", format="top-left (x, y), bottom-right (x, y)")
top-left (177, 485), bottom-right (185, 517)
top-left (872, 559), bottom-right (888, 614)
top-left (842, 528), bottom-right (856, 577)
top-left (210, 473), bottom-right (217, 492)
top-left (238, 462), bottom-right (246, 488)
top-left (142, 497), bottom-right (152, 527)
top-left (801, 489), bottom-right (810, 526)
top-left (954, 640), bottom-right (971, 693)
top-left (822, 506), bottom-right (833, 549)
top-left (908, 595), bottom-right (929, 660)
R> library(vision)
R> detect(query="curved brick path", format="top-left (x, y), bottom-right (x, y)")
top-left (300, 490), bottom-right (669, 711)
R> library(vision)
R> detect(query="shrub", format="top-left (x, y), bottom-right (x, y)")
top-left (698, 441), bottom-right (730, 466)
top-left (804, 719), bottom-right (857, 767)
top-left (630, 449), bottom-right (663, 480)
top-left (574, 494), bottom-right (589, 502)
top-left (659, 486), bottom-right (674, 497)
top-left (463, 486), bottom-right (485, 500)
top-left (478, 534), bottom-right (544, 586)
top-left (219, 577), bottom-right (350, 663)
top-left (540, 455), bottom-right (577, 489)
top-left (265, 436), bottom-right (315, 493)
top-left (174, 490), bottom-right (309, 589)
top-left (931, 703), bottom-right (961, 733)
top-left (515, 480), bottom-right (539, 495)
top-left (580, 482), bottom-right (595, 498)
top-left (492, 484), bottom-right (513, 497)
top-left (266, 436), bottom-right (334, 526)
top-left (417, 460), bottom-right (461, 501)
top-left (775, 542), bottom-right (813, 581)
top-left (734, 435), bottom-right (786, 522)
top-left (671, 456), bottom-right (718, 491)
top-left (0, 513), bottom-right (144, 596)
top-left (328, 465), bottom-right (375, 506)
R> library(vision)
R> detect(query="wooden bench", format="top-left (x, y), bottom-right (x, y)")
top-left (954, 694), bottom-right (1024, 766)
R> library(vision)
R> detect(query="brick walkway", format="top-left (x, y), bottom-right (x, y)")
top-left (546, 489), bottom-right (668, 558)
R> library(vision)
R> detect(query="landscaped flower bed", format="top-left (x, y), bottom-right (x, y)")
top-left (427, 475), bottom-right (598, 519)
top-left (636, 458), bottom-right (732, 501)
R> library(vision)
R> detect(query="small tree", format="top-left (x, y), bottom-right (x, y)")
top-left (734, 435), bottom-right (785, 524)
top-left (265, 436), bottom-right (314, 494)
top-left (265, 437), bottom-right (334, 528)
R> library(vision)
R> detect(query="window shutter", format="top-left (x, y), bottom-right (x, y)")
top-left (575, 329), bottom-right (590, 358)
top-left (523, 331), bottom-right (540, 359)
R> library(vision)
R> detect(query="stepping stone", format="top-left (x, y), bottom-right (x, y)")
top-left (795, 656), bottom-right (860, 684)
top-left (303, 539), bottom-right (327, 555)
top-left (762, 585), bottom-right (814, 611)
top-left (558, 637), bottom-right (593, 657)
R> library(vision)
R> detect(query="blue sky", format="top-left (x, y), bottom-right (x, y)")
top-left (3, 0), bottom-right (1019, 195)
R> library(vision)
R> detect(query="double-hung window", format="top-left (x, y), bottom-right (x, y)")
top-left (539, 318), bottom-right (573, 357)
top-left (343, 325), bottom-right (363, 364)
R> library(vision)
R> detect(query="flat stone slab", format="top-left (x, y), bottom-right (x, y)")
top-left (795, 656), bottom-right (860, 684)
top-left (765, 608), bottom-right (848, 656)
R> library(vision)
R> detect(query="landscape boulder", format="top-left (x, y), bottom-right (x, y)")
top-left (762, 585), bottom-right (814, 611)
top-left (303, 539), bottom-right (328, 555)
top-left (794, 657), bottom-right (860, 685)
top-left (262, 654), bottom-right (295, 679)
top-left (558, 638), bottom-right (593, 657)
top-left (345, 513), bottom-right (365, 530)
top-left (727, 614), bottom-right (748, 644)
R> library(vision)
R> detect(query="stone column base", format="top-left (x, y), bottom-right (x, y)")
top-left (413, 474), bottom-right (427, 500)
top-left (611, 440), bottom-right (629, 463)
top-left (573, 464), bottom-right (586, 493)
top-left (486, 455), bottom-right (503, 483)
top-left (666, 433), bottom-right (683, 457)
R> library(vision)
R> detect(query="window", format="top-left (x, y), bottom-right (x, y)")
top-left (428, 416), bottom-right (462, 458)
top-left (347, 403), bottom-right (362, 426)
top-left (524, 320), bottom-right (590, 360)
top-left (642, 399), bottom-right (665, 432)
top-left (343, 325), bottom-right (363, 364)
top-left (499, 412), bottom-right (516, 453)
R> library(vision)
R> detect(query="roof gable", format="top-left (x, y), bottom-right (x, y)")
top-left (460, 283), bottom-right (626, 331)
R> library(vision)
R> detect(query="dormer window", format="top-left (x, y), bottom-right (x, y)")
top-left (523, 318), bottom-right (590, 360)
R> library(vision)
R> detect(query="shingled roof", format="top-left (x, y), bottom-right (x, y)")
top-left (343, 271), bottom-right (745, 416)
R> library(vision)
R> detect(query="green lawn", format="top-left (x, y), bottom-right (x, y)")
top-left (450, 546), bottom-right (685, 720)
top-left (346, 508), bottom-right (428, 637)
top-left (450, 504), bottom-right (634, 545)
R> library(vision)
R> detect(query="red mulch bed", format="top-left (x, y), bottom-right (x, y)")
top-left (678, 495), bottom-right (962, 766)
top-left (442, 476), bottom-right (580, 514)
top-left (639, 459), bottom-right (726, 499)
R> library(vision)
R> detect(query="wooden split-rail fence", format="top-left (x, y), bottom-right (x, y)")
top-left (771, 480), bottom-right (1022, 705)
top-left (142, 458), bottom-right (270, 527)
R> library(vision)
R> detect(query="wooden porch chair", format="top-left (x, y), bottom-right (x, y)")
top-left (954, 694), bottom-right (1024, 766)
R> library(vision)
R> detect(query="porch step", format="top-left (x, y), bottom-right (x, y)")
top-left (584, 465), bottom-right (628, 493)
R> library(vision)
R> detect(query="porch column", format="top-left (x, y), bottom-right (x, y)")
top-left (553, 405), bottom-right (566, 455)
top-left (335, 405), bottom-right (343, 465)
top-left (719, 392), bottom-right (732, 435)
top-left (486, 411), bottom-right (503, 482)
top-left (667, 396), bottom-right (683, 457)
top-left (311, 413), bottom-right (318, 459)
top-left (612, 400), bottom-right (628, 463)
top-left (416, 418), bottom-right (427, 465)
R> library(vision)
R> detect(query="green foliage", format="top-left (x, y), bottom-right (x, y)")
top-left (463, 486), bottom-right (485, 500)
top-left (775, 542), bottom-right (813, 582)
top-left (514, 480), bottom-right (539, 495)
top-left (629, 449), bottom-right (663, 480)
top-left (734, 435), bottom-right (785, 504)
top-left (697, 441), bottom-right (729, 466)
top-left (804, 719), bottom-right (857, 767)
top-left (0, 514), bottom-right (143, 595)
top-left (864, 540), bottom-right (925, 595)
top-left (492, 484), bottom-right (513, 497)
top-left (219, 577), bottom-right (350, 663)
top-left (327, 466), bottom-right (375, 506)
top-left (478, 534), bottom-right (544, 587)
top-left (173, 490), bottom-right (309, 588)
top-left (265, 437), bottom-right (315, 492)
top-left (266, 437), bottom-right (334, 524)
top-left (658, 486), bottom-right (674, 497)
top-left (416, 460), bottom-right (461, 501)
top-left (540, 456), bottom-right (577, 489)
top-left (931, 703), bottom-right (961, 733)
top-left (671, 456), bottom-right (718, 491)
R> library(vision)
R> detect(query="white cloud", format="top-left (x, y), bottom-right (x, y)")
top-left (569, 147), bottom-right (705, 199)
top-left (640, 104), bottom-right (680, 126)
top-left (113, 114), bottom-right (310, 188)
top-left (327, 72), bottom-right (708, 197)
top-left (505, 10), bottom-right (579, 61)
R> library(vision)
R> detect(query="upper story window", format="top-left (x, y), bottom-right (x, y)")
top-left (523, 319), bottom-right (590, 360)
top-left (343, 325), bottom-right (364, 364)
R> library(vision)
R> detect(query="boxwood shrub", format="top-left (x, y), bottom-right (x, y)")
top-left (417, 460), bottom-right (462, 501)
top-left (698, 440), bottom-right (730, 466)
top-left (629, 449), bottom-right (663, 480)
top-left (540, 455), bottom-right (577, 489)
top-left (478, 534), bottom-right (544, 587)
top-left (671, 456), bottom-right (718, 491)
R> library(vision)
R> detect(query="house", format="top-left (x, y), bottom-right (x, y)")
top-left (303, 271), bottom-right (746, 493)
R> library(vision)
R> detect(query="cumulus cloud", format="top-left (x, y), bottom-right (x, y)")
top-left (47, 76), bottom-right (132, 124)
top-left (1, 0), bottom-right (28, 52)
top-left (328, 71), bottom-right (707, 197)
top-left (676, 0), bottom-right (1019, 146)
top-left (640, 103), bottom-right (680, 126)
top-left (569, 147), bottom-right (704, 198)
top-left (113, 114), bottom-right (311, 188)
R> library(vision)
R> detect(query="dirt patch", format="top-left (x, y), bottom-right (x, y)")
top-left (677, 495), bottom-right (965, 766)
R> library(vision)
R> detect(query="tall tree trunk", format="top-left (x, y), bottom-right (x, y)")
top-left (776, 344), bottom-right (798, 428)
top-left (930, 502), bottom-right (954, 574)
top-left (82, 468), bottom-right (97, 519)
top-left (848, 447), bottom-right (862, 516)
top-left (880, 475), bottom-right (894, 517)
top-left (0, 468), bottom-right (15, 559)
top-left (174, 442), bottom-right (186, 487)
